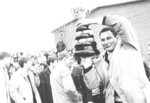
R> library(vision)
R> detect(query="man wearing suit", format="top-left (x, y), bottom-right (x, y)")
top-left (9, 57), bottom-right (41, 103)
top-left (37, 54), bottom-right (57, 103)
top-left (81, 15), bottom-right (150, 103)
top-left (50, 49), bottom-right (82, 103)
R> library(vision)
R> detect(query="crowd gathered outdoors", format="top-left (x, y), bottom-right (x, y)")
top-left (1, 14), bottom-right (150, 103)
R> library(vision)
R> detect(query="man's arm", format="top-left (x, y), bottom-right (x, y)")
top-left (103, 15), bottom-right (140, 51)
top-left (61, 64), bottom-right (82, 102)
top-left (77, 16), bottom-right (104, 26)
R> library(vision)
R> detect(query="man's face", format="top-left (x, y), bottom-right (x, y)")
top-left (65, 57), bottom-right (74, 69)
top-left (9, 67), bottom-right (16, 75)
top-left (100, 30), bottom-right (117, 53)
top-left (4, 57), bottom-right (12, 67)
top-left (24, 61), bottom-right (32, 73)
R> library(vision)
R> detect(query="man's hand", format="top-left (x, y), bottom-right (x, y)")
top-left (77, 17), bottom-right (103, 27)
top-left (66, 91), bottom-right (82, 102)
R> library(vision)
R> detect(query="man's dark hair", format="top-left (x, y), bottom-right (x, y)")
top-left (99, 26), bottom-right (117, 37)
top-left (19, 57), bottom-right (28, 68)
top-left (0, 52), bottom-right (11, 60)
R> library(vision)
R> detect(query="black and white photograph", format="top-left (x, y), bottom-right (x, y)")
top-left (0, 0), bottom-right (150, 103)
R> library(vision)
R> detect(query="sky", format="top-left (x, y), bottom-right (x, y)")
top-left (0, 0), bottom-right (57, 53)
top-left (0, 0), bottom-right (137, 53)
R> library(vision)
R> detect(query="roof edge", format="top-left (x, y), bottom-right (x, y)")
top-left (51, 0), bottom-right (146, 33)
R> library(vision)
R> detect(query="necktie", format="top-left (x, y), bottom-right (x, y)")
top-left (105, 52), bottom-right (110, 64)
top-left (27, 74), bottom-right (37, 103)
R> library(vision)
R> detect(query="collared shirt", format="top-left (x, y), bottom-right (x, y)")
top-left (9, 68), bottom-right (33, 103)
top-left (104, 52), bottom-right (122, 103)
top-left (104, 51), bottom-right (113, 64)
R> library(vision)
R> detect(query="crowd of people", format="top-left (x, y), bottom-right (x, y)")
top-left (0, 50), bottom-right (56, 103)
top-left (1, 14), bottom-right (150, 103)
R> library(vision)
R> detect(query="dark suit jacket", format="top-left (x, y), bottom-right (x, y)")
top-left (144, 61), bottom-right (150, 81)
top-left (37, 67), bottom-right (53, 103)
top-left (71, 65), bottom-right (92, 103)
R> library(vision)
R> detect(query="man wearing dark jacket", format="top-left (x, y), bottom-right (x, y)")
top-left (37, 55), bottom-right (56, 103)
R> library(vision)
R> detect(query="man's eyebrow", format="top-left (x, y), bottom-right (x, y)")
top-left (106, 36), bottom-right (112, 38)
top-left (101, 38), bottom-right (105, 41)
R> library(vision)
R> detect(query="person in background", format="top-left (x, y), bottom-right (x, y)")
top-left (37, 53), bottom-right (57, 103)
top-left (68, 49), bottom-right (74, 57)
top-left (50, 49), bottom-right (82, 103)
top-left (0, 52), bottom-right (11, 103)
top-left (8, 64), bottom-right (17, 79)
top-left (9, 57), bottom-right (41, 103)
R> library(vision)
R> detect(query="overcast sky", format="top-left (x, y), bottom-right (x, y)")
top-left (0, 0), bottom-right (137, 53)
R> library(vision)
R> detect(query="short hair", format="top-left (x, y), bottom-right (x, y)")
top-left (99, 26), bottom-right (117, 37)
top-left (46, 55), bottom-right (57, 65)
top-left (19, 57), bottom-right (28, 68)
top-left (0, 52), bottom-right (11, 60)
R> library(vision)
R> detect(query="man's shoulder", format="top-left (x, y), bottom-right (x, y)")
top-left (10, 70), bottom-right (24, 86)
top-left (11, 69), bottom-right (23, 79)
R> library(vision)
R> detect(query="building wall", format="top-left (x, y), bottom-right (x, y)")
top-left (54, 0), bottom-right (150, 63)
top-left (89, 0), bottom-right (150, 63)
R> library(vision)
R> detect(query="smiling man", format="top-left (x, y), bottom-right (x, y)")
top-left (100, 27), bottom-right (118, 65)
top-left (100, 27), bottom-right (117, 53)
top-left (99, 24), bottom-right (150, 103)
top-left (79, 15), bottom-right (150, 103)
